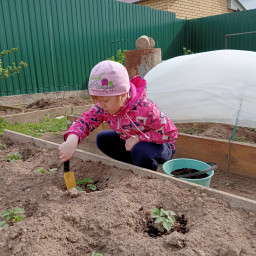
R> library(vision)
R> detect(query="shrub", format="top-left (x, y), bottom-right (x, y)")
top-left (0, 48), bottom-right (27, 79)
top-left (107, 49), bottom-right (126, 65)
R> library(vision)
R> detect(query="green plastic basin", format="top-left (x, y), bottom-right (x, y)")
top-left (163, 158), bottom-right (214, 187)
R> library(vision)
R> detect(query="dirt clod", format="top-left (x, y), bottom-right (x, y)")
top-left (165, 231), bottom-right (185, 248)
top-left (67, 187), bottom-right (83, 198)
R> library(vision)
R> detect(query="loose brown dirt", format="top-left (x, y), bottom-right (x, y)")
top-left (0, 137), bottom-right (256, 256)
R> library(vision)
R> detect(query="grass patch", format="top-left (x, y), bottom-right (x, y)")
top-left (181, 124), bottom-right (199, 135)
top-left (233, 136), bottom-right (249, 143)
top-left (0, 116), bottom-right (67, 137)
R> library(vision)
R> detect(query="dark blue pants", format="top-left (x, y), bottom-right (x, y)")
top-left (96, 130), bottom-right (175, 171)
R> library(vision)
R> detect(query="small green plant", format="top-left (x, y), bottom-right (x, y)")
top-left (91, 253), bottom-right (103, 256)
top-left (75, 177), bottom-right (97, 192)
top-left (151, 208), bottom-right (176, 231)
top-left (183, 47), bottom-right (194, 55)
top-left (34, 168), bottom-right (46, 174)
top-left (0, 207), bottom-right (25, 228)
top-left (4, 152), bottom-right (22, 162)
top-left (34, 168), bottom-right (57, 174)
top-left (0, 220), bottom-right (9, 228)
top-left (225, 181), bottom-right (235, 186)
top-left (0, 48), bottom-right (27, 79)
top-left (233, 136), bottom-right (249, 142)
top-left (107, 49), bottom-right (126, 65)
top-left (182, 124), bottom-right (199, 135)
top-left (0, 143), bottom-right (7, 150)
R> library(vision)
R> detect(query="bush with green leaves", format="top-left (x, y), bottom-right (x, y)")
top-left (183, 47), bottom-right (194, 55)
top-left (107, 49), bottom-right (126, 65)
top-left (0, 48), bottom-right (27, 79)
top-left (0, 207), bottom-right (25, 228)
top-left (4, 152), bottom-right (22, 162)
top-left (75, 177), bottom-right (97, 192)
top-left (151, 208), bottom-right (176, 231)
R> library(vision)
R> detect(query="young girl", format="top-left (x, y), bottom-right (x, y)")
top-left (59, 60), bottom-right (178, 171)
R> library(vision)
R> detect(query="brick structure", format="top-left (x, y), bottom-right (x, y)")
top-left (133, 0), bottom-right (246, 19)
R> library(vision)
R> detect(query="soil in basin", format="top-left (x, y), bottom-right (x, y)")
top-left (172, 168), bottom-right (209, 179)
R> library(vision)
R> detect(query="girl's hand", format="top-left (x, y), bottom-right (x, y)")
top-left (59, 134), bottom-right (79, 162)
top-left (125, 135), bottom-right (140, 151)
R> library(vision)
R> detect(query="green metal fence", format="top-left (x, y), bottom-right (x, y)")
top-left (0, 0), bottom-right (184, 96)
top-left (0, 0), bottom-right (256, 97)
top-left (186, 9), bottom-right (256, 53)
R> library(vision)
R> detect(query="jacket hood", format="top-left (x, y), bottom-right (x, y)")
top-left (129, 76), bottom-right (147, 107)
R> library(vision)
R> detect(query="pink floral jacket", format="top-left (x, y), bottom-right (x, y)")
top-left (64, 76), bottom-right (178, 151)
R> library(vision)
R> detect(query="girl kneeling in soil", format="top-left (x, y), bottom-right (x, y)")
top-left (59, 60), bottom-right (178, 171)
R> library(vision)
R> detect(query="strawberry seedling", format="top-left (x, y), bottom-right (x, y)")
top-left (182, 123), bottom-right (199, 135)
top-left (4, 152), bottom-right (21, 162)
top-left (234, 136), bottom-right (249, 142)
top-left (1, 207), bottom-right (25, 228)
top-left (35, 168), bottom-right (46, 174)
top-left (151, 208), bottom-right (176, 231)
top-left (75, 177), bottom-right (97, 192)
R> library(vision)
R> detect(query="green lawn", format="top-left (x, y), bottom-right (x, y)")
top-left (0, 116), bottom-right (67, 137)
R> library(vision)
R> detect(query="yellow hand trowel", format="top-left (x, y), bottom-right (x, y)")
top-left (64, 160), bottom-right (76, 190)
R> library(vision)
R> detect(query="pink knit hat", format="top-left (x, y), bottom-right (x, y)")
top-left (88, 60), bottom-right (130, 96)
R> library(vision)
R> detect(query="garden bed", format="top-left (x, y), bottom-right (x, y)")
top-left (0, 96), bottom-right (92, 116)
top-left (41, 129), bottom-right (256, 201)
top-left (177, 122), bottom-right (256, 144)
top-left (0, 131), bottom-right (256, 256)
top-left (0, 97), bottom-right (93, 125)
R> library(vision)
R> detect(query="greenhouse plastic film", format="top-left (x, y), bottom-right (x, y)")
top-left (146, 50), bottom-right (256, 128)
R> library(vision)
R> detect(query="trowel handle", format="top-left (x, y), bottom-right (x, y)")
top-left (64, 160), bottom-right (70, 172)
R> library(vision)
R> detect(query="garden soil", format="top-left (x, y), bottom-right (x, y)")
top-left (0, 137), bottom-right (256, 256)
